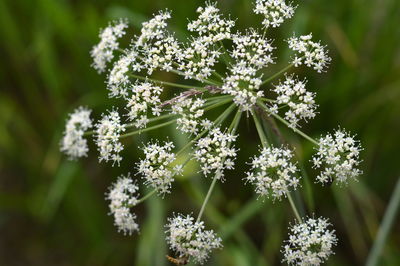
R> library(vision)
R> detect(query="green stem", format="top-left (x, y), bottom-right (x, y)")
top-left (128, 73), bottom-right (206, 91)
top-left (135, 189), bottom-right (157, 205)
top-left (218, 41), bottom-right (233, 66)
top-left (260, 97), bottom-right (276, 102)
top-left (257, 101), bottom-right (319, 145)
top-left (204, 95), bottom-right (233, 106)
top-left (203, 97), bottom-right (232, 111)
top-left (196, 173), bottom-right (220, 223)
top-left (120, 119), bottom-right (176, 139)
top-left (287, 193), bottom-right (303, 223)
top-left (261, 63), bottom-right (294, 86)
top-left (251, 108), bottom-right (269, 148)
top-left (212, 71), bottom-right (224, 82)
top-left (366, 177), bottom-right (400, 266)
top-left (228, 109), bottom-right (242, 134)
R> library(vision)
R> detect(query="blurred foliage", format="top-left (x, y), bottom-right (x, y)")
top-left (1, 0), bottom-right (400, 265)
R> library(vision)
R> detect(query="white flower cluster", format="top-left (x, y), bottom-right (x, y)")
top-left (179, 2), bottom-right (235, 81)
top-left (137, 10), bottom-right (170, 46)
top-left (95, 110), bottom-right (126, 166)
top-left (179, 37), bottom-right (221, 81)
top-left (136, 10), bottom-right (182, 75)
top-left (231, 30), bottom-right (275, 69)
top-left (60, 107), bottom-right (93, 159)
top-left (312, 129), bottom-right (362, 185)
top-left (245, 146), bottom-right (299, 199)
top-left (222, 62), bottom-right (263, 111)
top-left (172, 95), bottom-right (211, 134)
top-left (188, 2), bottom-right (235, 42)
top-left (90, 19), bottom-right (128, 73)
top-left (194, 127), bottom-right (237, 179)
top-left (137, 141), bottom-right (181, 194)
top-left (106, 11), bottom-right (180, 97)
top-left (288, 33), bottom-right (331, 72)
top-left (107, 175), bottom-right (140, 235)
top-left (222, 30), bottom-right (274, 111)
top-left (126, 81), bottom-right (162, 128)
top-left (253, 0), bottom-right (296, 28)
top-left (107, 49), bottom-right (142, 98)
top-left (165, 213), bottom-right (222, 264)
top-left (282, 217), bottom-right (338, 265)
top-left (271, 75), bottom-right (317, 128)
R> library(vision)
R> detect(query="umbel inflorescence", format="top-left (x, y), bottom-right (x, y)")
top-left (60, 0), bottom-right (362, 265)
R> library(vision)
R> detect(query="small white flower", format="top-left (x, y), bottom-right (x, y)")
top-left (272, 75), bottom-right (317, 128)
top-left (172, 95), bottom-right (210, 134)
top-left (136, 141), bottom-right (181, 195)
top-left (282, 216), bottom-right (338, 265)
top-left (126, 81), bottom-right (163, 128)
top-left (188, 2), bottom-right (235, 42)
top-left (222, 62), bottom-right (263, 111)
top-left (95, 110), bottom-right (126, 166)
top-left (60, 107), bottom-right (93, 159)
top-left (165, 213), bottom-right (222, 264)
top-left (107, 175), bottom-right (140, 235)
top-left (312, 129), bottom-right (362, 185)
top-left (245, 146), bottom-right (300, 199)
top-left (288, 33), bottom-right (331, 72)
top-left (253, 0), bottom-right (296, 28)
top-left (231, 29), bottom-right (275, 69)
top-left (194, 127), bottom-right (237, 179)
top-left (90, 19), bottom-right (128, 73)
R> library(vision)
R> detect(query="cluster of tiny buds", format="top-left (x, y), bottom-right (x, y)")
top-left (60, 106), bottom-right (92, 159)
top-left (288, 33), bottom-right (331, 72)
top-left (136, 140), bottom-right (182, 195)
top-left (107, 175), bottom-right (140, 235)
top-left (194, 127), bottom-right (237, 180)
top-left (282, 216), bottom-right (338, 265)
top-left (165, 213), bottom-right (222, 264)
top-left (312, 129), bottom-right (362, 185)
top-left (271, 75), bottom-right (317, 128)
top-left (95, 110), bottom-right (126, 166)
top-left (245, 146), bottom-right (300, 199)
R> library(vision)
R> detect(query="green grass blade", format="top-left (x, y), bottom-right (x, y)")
top-left (366, 177), bottom-right (400, 266)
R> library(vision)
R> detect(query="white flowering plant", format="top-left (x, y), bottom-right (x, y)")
top-left (60, 1), bottom-right (363, 264)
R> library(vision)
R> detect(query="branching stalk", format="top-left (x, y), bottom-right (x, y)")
top-left (261, 63), bottom-right (294, 86)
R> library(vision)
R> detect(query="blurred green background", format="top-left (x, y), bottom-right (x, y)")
top-left (1, 0), bottom-right (400, 265)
